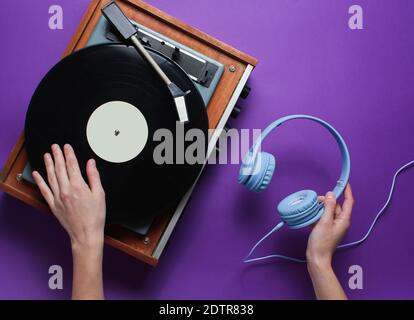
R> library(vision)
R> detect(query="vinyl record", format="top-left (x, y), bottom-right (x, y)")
top-left (25, 43), bottom-right (208, 222)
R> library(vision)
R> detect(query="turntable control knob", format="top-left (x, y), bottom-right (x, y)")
top-left (172, 47), bottom-right (180, 61)
top-left (231, 105), bottom-right (241, 118)
top-left (240, 85), bottom-right (251, 99)
top-left (140, 37), bottom-right (151, 47)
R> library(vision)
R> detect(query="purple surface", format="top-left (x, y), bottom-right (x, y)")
top-left (1, 0), bottom-right (414, 299)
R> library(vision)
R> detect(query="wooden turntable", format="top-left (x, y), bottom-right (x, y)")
top-left (0, 0), bottom-right (257, 266)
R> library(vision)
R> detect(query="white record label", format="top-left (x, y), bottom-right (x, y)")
top-left (86, 101), bottom-right (149, 163)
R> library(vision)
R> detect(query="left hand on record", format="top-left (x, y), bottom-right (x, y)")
top-left (32, 144), bottom-right (106, 250)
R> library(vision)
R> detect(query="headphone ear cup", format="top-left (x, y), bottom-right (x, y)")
top-left (238, 152), bottom-right (255, 186)
top-left (277, 190), bottom-right (322, 228)
top-left (257, 152), bottom-right (276, 191)
top-left (238, 152), bottom-right (276, 192)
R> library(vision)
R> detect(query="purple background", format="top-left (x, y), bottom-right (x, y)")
top-left (1, 0), bottom-right (414, 299)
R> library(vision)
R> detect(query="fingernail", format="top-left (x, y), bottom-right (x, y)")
top-left (64, 144), bottom-right (69, 150)
top-left (90, 159), bottom-right (96, 167)
top-left (52, 144), bottom-right (58, 150)
top-left (327, 192), bottom-right (334, 199)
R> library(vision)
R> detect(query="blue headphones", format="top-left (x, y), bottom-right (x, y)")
top-left (239, 115), bottom-right (414, 264)
top-left (238, 114), bottom-right (351, 229)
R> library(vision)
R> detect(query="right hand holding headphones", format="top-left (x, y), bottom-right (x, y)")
top-left (306, 184), bottom-right (354, 268)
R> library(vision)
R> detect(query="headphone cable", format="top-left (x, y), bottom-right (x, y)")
top-left (243, 159), bottom-right (414, 264)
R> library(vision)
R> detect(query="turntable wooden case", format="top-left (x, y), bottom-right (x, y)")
top-left (0, 0), bottom-right (257, 266)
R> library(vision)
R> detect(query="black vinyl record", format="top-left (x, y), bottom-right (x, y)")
top-left (25, 43), bottom-right (208, 222)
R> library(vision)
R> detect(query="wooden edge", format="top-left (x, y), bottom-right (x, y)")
top-left (63, 0), bottom-right (103, 57)
top-left (123, 0), bottom-right (258, 66)
top-left (0, 179), bottom-right (159, 266)
top-left (104, 234), bottom-right (158, 266)
top-left (0, 140), bottom-right (164, 266)
top-left (0, 181), bottom-right (49, 212)
top-left (63, 0), bottom-right (258, 66)
top-left (0, 176), bottom-right (160, 266)
top-left (0, 178), bottom-right (160, 267)
top-left (0, 133), bottom-right (25, 183)
top-left (0, 136), bottom-right (170, 266)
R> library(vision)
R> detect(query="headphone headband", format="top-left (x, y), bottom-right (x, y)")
top-left (242, 116), bottom-right (414, 264)
top-left (248, 115), bottom-right (350, 199)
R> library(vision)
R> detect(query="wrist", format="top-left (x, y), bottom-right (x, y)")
top-left (306, 251), bottom-right (332, 272)
top-left (71, 236), bottom-right (104, 257)
top-left (71, 236), bottom-right (104, 300)
top-left (71, 240), bottom-right (103, 274)
top-left (307, 259), bottom-right (333, 285)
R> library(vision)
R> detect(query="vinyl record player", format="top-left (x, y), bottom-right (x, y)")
top-left (0, 0), bottom-right (257, 266)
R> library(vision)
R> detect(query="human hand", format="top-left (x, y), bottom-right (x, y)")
top-left (306, 184), bottom-right (354, 268)
top-left (32, 144), bottom-right (106, 251)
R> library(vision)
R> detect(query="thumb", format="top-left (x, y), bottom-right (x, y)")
top-left (86, 159), bottom-right (103, 194)
top-left (320, 191), bottom-right (336, 223)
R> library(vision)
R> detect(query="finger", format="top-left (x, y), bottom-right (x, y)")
top-left (334, 203), bottom-right (342, 219)
top-left (340, 183), bottom-right (354, 221)
top-left (32, 171), bottom-right (55, 207)
top-left (51, 144), bottom-right (69, 189)
top-left (63, 144), bottom-right (83, 182)
top-left (44, 153), bottom-right (60, 197)
top-left (320, 191), bottom-right (336, 223)
top-left (86, 159), bottom-right (104, 194)
top-left (318, 196), bottom-right (325, 203)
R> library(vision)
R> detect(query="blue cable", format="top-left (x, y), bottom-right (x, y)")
top-left (243, 160), bottom-right (414, 264)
